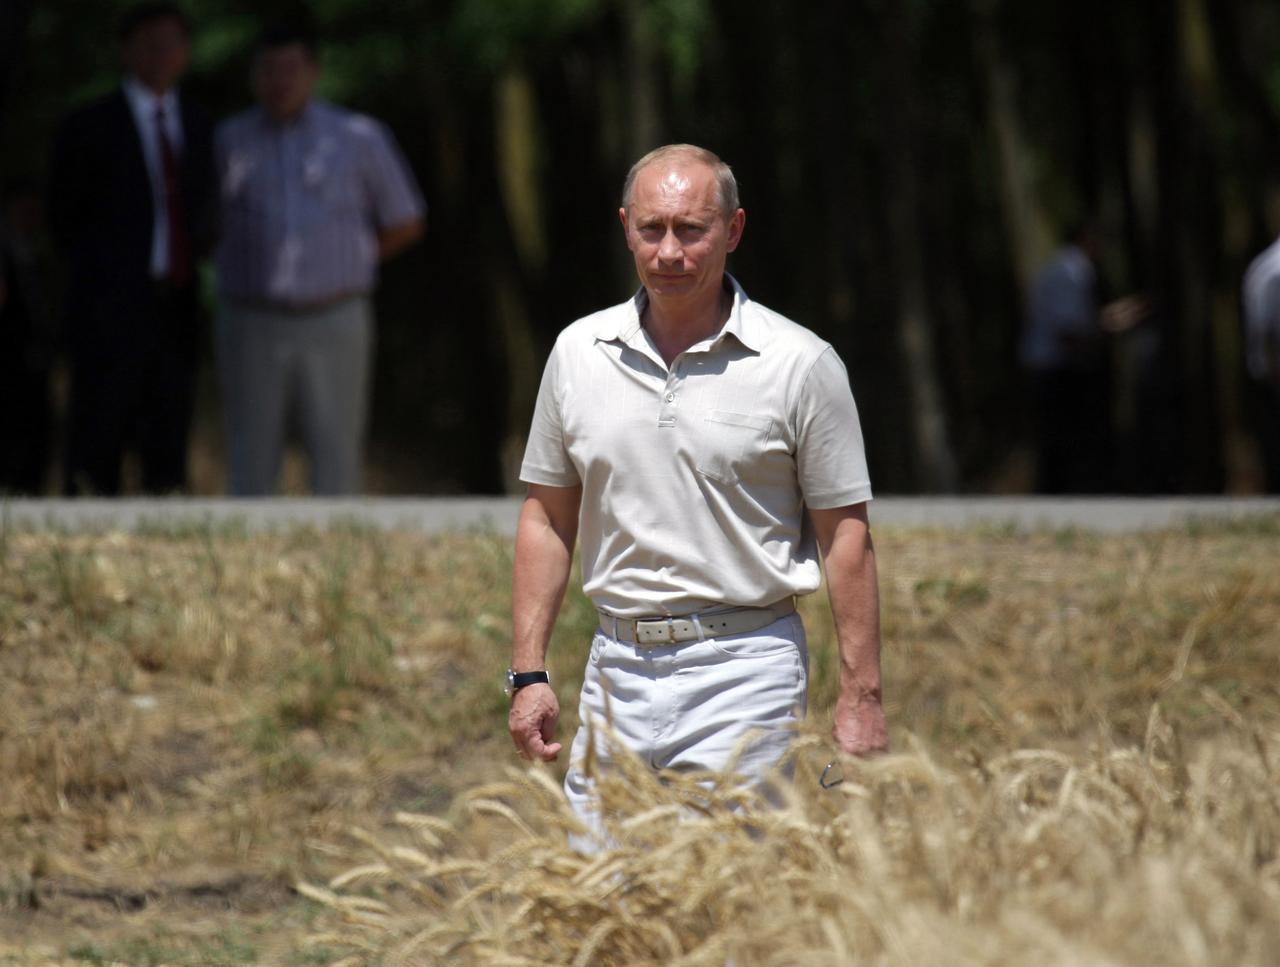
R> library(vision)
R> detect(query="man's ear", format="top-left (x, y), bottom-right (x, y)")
top-left (725, 208), bottom-right (746, 253)
top-left (619, 207), bottom-right (632, 248)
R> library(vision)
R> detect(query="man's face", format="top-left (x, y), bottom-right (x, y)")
top-left (253, 44), bottom-right (319, 121)
top-left (121, 16), bottom-right (190, 94)
top-left (620, 161), bottom-right (744, 305)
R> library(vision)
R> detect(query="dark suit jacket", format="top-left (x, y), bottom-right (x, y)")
top-left (48, 86), bottom-right (217, 354)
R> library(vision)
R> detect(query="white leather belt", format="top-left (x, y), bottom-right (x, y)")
top-left (599, 598), bottom-right (796, 646)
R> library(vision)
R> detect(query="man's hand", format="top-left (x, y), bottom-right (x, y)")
top-left (832, 688), bottom-right (889, 757)
top-left (376, 217), bottom-right (424, 260)
top-left (509, 683), bottom-right (562, 762)
top-left (1099, 293), bottom-right (1151, 333)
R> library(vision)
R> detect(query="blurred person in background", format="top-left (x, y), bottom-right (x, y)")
top-left (214, 24), bottom-right (425, 496)
top-left (0, 179), bottom-right (55, 494)
top-left (1242, 231), bottom-right (1280, 492)
top-left (48, 1), bottom-right (217, 496)
top-left (507, 144), bottom-right (885, 848)
top-left (1020, 221), bottom-right (1147, 493)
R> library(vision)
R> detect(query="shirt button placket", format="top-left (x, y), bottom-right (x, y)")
top-left (659, 372), bottom-right (679, 427)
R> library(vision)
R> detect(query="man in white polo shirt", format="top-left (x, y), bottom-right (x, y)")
top-left (508, 144), bottom-right (885, 831)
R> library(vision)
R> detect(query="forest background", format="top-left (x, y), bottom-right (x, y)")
top-left (4, 0), bottom-right (1280, 495)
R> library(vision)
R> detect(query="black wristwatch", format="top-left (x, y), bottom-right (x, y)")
top-left (505, 668), bottom-right (550, 697)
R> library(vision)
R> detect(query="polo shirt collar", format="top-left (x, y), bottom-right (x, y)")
top-left (593, 273), bottom-right (764, 354)
top-left (717, 273), bottom-right (763, 353)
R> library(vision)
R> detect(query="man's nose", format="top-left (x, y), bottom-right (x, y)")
top-left (657, 229), bottom-right (682, 263)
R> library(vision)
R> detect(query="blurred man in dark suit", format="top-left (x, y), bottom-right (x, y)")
top-left (0, 179), bottom-right (54, 494)
top-left (49, 2), bottom-right (217, 495)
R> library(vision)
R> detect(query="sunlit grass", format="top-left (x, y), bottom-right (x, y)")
top-left (0, 517), bottom-right (1277, 963)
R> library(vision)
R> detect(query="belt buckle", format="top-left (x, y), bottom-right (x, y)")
top-left (635, 617), bottom-right (674, 645)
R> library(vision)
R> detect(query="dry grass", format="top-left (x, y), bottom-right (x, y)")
top-left (305, 728), bottom-right (1280, 966)
top-left (0, 514), bottom-right (1277, 963)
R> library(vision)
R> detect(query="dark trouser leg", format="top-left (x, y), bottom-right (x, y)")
top-left (1032, 371), bottom-right (1073, 494)
top-left (0, 364), bottom-right (50, 494)
top-left (136, 286), bottom-right (199, 494)
top-left (1252, 379), bottom-right (1280, 493)
top-left (1032, 368), bottom-right (1112, 494)
top-left (65, 345), bottom-right (135, 497)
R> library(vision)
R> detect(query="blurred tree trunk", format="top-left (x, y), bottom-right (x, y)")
top-left (1178, 0), bottom-right (1255, 490)
top-left (493, 65), bottom-right (547, 491)
top-left (873, 2), bottom-right (958, 492)
top-left (1204, 0), bottom-right (1280, 249)
top-left (496, 66), bottom-right (548, 275)
top-left (622, 0), bottom-right (664, 159)
top-left (972, 0), bottom-right (1054, 295)
top-left (0, 0), bottom-right (33, 154)
top-left (1157, 0), bottom-right (1222, 489)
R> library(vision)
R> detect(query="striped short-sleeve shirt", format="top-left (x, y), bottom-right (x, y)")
top-left (215, 100), bottom-right (424, 305)
top-left (520, 274), bottom-right (873, 619)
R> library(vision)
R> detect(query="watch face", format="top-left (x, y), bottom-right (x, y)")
top-left (504, 668), bottom-right (515, 697)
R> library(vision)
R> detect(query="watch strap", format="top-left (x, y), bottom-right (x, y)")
top-left (511, 670), bottom-right (550, 691)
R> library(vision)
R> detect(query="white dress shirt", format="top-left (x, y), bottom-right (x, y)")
top-left (122, 76), bottom-right (184, 278)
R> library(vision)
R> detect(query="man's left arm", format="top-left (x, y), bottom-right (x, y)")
top-left (185, 101), bottom-right (221, 261)
top-left (810, 502), bottom-right (888, 757)
top-left (360, 118), bottom-right (426, 261)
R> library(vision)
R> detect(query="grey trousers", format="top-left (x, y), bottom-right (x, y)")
top-left (217, 297), bottom-right (372, 496)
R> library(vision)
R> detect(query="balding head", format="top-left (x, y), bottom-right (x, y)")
top-left (622, 144), bottom-right (740, 220)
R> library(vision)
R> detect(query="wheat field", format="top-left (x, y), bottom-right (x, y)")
top-left (1, 515), bottom-right (1277, 964)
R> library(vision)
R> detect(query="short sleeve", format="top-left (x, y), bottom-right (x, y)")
top-left (358, 119), bottom-right (425, 229)
top-left (794, 347), bottom-right (873, 509)
top-left (1047, 268), bottom-right (1095, 336)
top-left (1245, 270), bottom-right (1280, 380)
top-left (519, 342), bottom-right (580, 487)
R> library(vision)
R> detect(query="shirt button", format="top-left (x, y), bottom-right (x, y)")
top-left (665, 392), bottom-right (675, 403)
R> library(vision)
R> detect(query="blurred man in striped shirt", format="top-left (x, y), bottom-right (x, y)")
top-left (215, 23), bottom-right (424, 495)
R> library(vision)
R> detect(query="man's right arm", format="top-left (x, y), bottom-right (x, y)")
top-left (508, 482), bottom-right (582, 762)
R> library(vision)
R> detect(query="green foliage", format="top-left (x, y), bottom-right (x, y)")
top-left (451, 0), bottom-right (606, 70)
top-left (912, 576), bottom-right (991, 607)
top-left (189, 13), bottom-right (259, 73)
top-left (67, 932), bottom-right (257, 966)
top-left (642, 0), bottom-right (712, 85)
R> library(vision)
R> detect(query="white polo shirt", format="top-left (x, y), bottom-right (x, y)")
top-left (1243, 236), bottom-right (1280, 381)
top-left (520, 275), bottom-right (873, 619)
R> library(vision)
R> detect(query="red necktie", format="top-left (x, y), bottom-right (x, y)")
top-left (155, 104), bottom-right (192, 287)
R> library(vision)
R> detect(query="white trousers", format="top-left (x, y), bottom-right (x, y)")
top-left (564, 612), bottom-right (809, 845)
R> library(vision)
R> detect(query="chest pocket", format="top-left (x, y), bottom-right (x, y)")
top-left (308, 152), bottom-right (362, 216)
top-left (222, 155), bottom-right (263, 215)
top-left (695, 410), bottom-right (773, 485)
